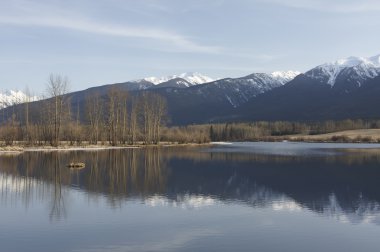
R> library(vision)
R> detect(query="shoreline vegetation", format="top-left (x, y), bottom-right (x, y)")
top-left (1, 74), bottom-right (380, 149)
top-left (0, 142), bottom-right (213, 153)
top-left (1, 128), bottom-right (380, 154)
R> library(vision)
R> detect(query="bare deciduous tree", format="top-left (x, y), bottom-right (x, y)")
top-left (129, 97), bottom-right (139, 144)
top-left (86, 93), bottom-right (103, 145)
top-left (139, 93), bottom-right (167, 144)
top-left (46, 74), bottom-right (69, 146)
top-left (107, 88), bottom-right (128, 146)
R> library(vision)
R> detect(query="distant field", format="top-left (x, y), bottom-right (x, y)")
top-left (288, 129), bottom-right (380, 142)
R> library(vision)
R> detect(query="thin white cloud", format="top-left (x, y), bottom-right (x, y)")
top-left (0, 15), bottom-right (221, 54)
top-left (261, 0), bottom-right (380, 13)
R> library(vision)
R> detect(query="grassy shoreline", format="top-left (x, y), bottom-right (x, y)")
top-left (1, 129), bottom-right (380, 153)
top-left (282, 129), bottom-right (380, 143)
top-left (0, 142), bottom-right (212, 153)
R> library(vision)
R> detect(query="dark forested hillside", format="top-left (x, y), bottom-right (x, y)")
top-left (236, 75), bottom-right (380, 122)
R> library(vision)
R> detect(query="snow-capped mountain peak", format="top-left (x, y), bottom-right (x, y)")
top-left (0, 90), bottom-right (39, 109)
top-left (335, 56), bottom-right (368, 67)
top-left (270, 71), bottom-right (301, 84)
top-left (141, 76), bottom-right (170, 85)
top-left (331, 55), bottom-right (380, 68)
top-left (305, 54), bottom-right (380, 86)
top-left (177, 72), bottom-right (214, 85)
top-left (142, 72), bottom-right (214, 85)
top-left (369, 54), bottom-right (380, 66)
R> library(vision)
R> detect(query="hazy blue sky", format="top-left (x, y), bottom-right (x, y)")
top-left (1, 0), bottom-right (379, 93)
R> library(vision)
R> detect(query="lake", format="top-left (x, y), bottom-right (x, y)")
top-left (1, 142), bottom-right (380, 252)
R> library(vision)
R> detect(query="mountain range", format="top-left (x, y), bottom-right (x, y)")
top-left (236, 54), bottom-right (380, 122)
top-left (1, 54), bottom-right (380, 125)
top-left (142, 72), bottom-right (215, 86)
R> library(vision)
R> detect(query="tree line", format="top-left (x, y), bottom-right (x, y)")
top-left (207, 120), bottom-right (380, 142)
top-left (0, 74), bottom-right (167, 146)
top-left (1, 74), bottom-right (380, 146)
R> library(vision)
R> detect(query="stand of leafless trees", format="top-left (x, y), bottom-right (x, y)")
top-left (0, 74), bottom-right (172, 146)
top-left (1, 74), bottom-right (380, 146)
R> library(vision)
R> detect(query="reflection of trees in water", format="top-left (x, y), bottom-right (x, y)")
top-left (161, 147), bottom-right (380, 166)
top-left (1, 153), bottom-right (44, 208)
top-left (0, 152), bottom-right (69, 221)
top-left (0, 148), bottom-right (168, 217)
top-left (84, 148), bottom-right (168, 207)
top-left (1, 148), bottom-right (380, 223)
top-left (49, 152), bottom-right (66, 221)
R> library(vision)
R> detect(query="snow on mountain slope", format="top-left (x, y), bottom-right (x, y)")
top-left (192, 71), bottom-right (300, 108)
top-left (369, 54), bottom-right (380, 65)
top-left (305, 54), bottom-right (380, 86)
top-left (239, 71), bottom-right (300, 91)
top-left (152, 78), bottom-right (194, 89)
top-left (0, 90), bottom-right (39, 109)
top-left (270, 71), bottom-right (301, 84)
top-left (178, 72), bottom-right (214, 85)
top-left (143, 72), bottom-right (214, 85)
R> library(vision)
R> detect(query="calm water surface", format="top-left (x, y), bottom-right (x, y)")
top-left (1, 142), bottom-right (380, 252)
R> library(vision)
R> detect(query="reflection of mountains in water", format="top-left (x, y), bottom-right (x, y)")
top-left (1, 148), bottom-right (380, 224)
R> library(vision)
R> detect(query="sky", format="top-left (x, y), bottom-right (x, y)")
top-left (0, 0), bottom-right (379, 93)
